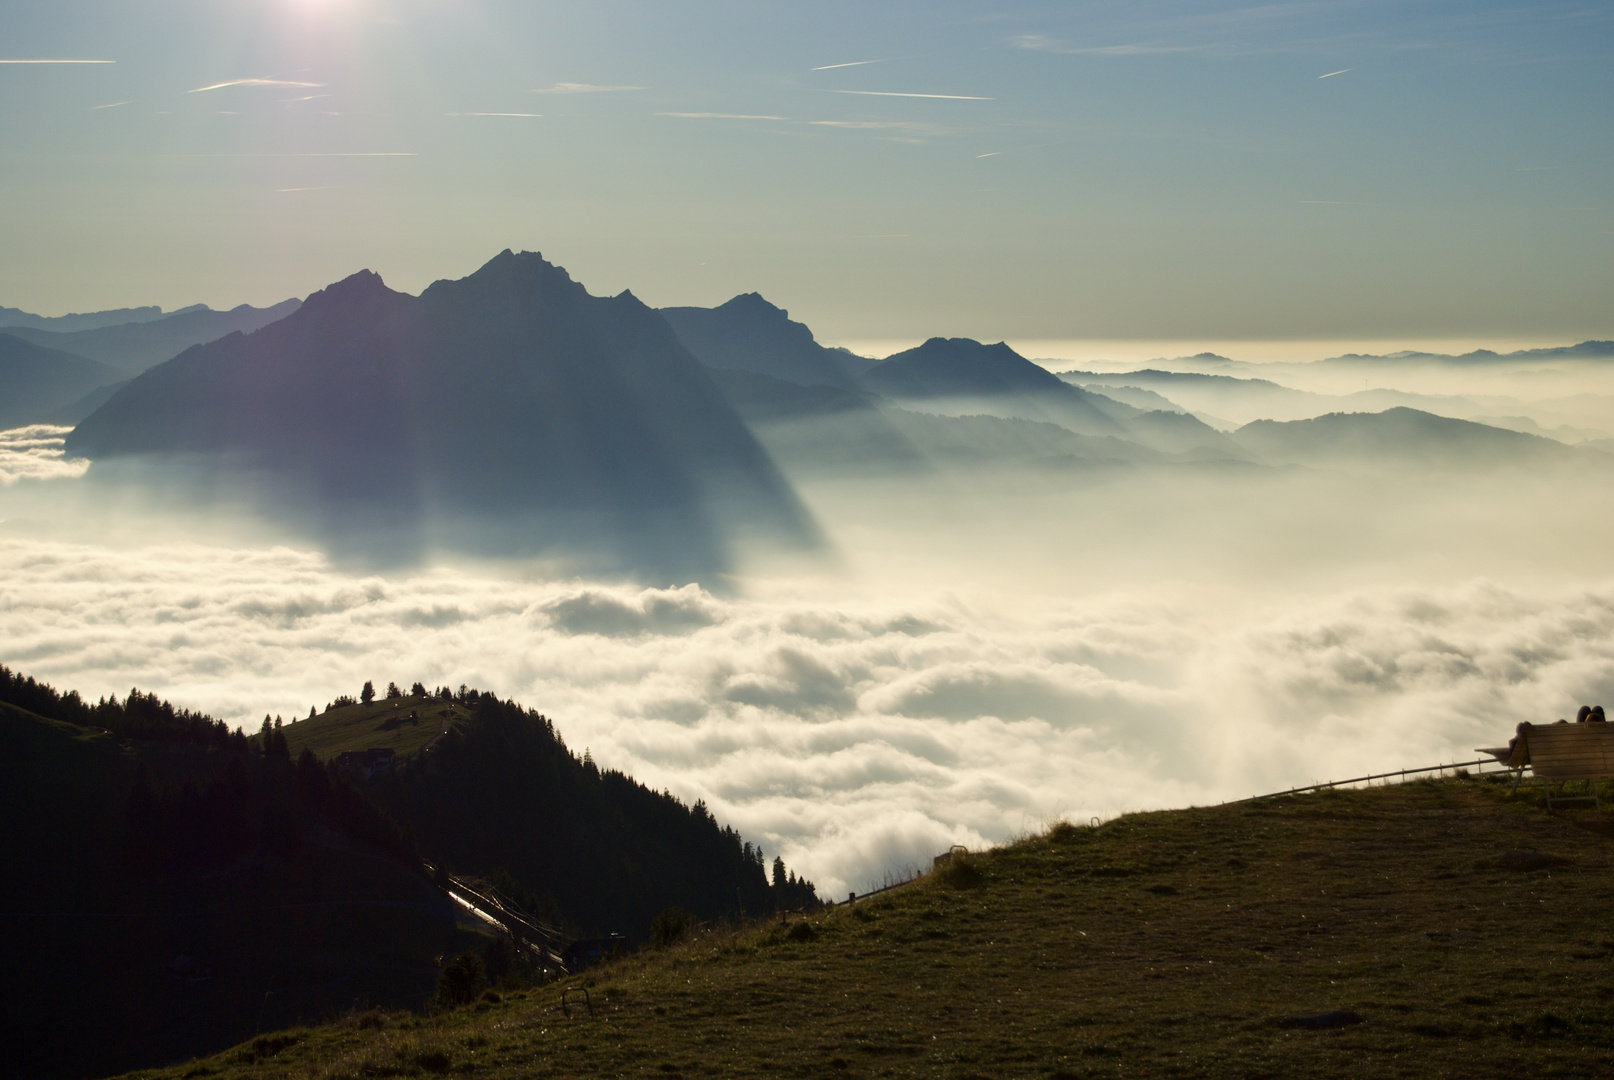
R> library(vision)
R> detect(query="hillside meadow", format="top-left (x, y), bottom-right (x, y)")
top-left (123, 775), bottom-right (1614, 1080)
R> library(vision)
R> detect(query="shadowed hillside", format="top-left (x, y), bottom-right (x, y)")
top-left (0, 667), bottom-right (818, 1080)
top-left (0, 670), bottom-right (481, 1080)
top-left (0, 334), bottom-right (123, 428)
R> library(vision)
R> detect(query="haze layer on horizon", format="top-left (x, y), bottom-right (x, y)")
top-left (2, 0), bottom-right (1610, 343)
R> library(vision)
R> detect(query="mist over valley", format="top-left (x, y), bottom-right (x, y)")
top-left (6, 252), bottom-right (1614, 901)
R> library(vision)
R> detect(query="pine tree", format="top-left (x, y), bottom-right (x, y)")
top-left (361, 681), bottom-right (376, 705)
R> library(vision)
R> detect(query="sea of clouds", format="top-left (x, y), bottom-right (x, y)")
top-left (7, 419), bottom-right (1614, 895)
top-left (6, 515), bottom-right (1614, 895)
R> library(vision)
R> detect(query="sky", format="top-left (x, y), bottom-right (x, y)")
top-left (4, 3), bottom-right (1614, 895)
top-left (1, 0), bottom-right (1610, 343)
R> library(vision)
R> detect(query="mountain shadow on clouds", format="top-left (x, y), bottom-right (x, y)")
top-left (66, 251), bottom-right (822, 579)
top-left (661, 293), bottom-right (874, 391)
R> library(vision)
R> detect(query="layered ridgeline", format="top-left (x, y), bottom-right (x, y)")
top-left (0, 667), bottom-right (815, 1080)
top-left (0, 334), bottom-right (126, 428)
top-left (661, 292), bottom-right (1598, 477)
top-left (67, 252), bottom-right (819, 575)
top-left (1, 299), bottom-right (300, 374)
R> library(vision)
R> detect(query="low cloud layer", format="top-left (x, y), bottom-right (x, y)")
top-left (3, 528), bottom-right (1609, 897)
top-left (0, 426), bottom-right (90, 485)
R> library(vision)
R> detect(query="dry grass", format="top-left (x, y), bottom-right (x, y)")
top-left (125, 775), bottom-right (1614, 1079)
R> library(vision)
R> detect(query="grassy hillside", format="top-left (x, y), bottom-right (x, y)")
top-left (128, 775), bottom-right (1614, 1079)
top-left (273, 694), bottom-right (468, 763)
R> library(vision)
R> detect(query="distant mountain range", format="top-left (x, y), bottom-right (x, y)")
top-left (9, 259), bottom-right (1606, 574)
top-left (1060, 368), bottom-right (1492, 429)
top-left (3, 300), bottom-right (301, 373)
top-left (68, 251), bottom-right (819, 575)
top-left (1233, 407), bottom-right (1592, 469)
top-left (855, 337), bottom-right (1247, 458)
top-left (0, 302), bottom-right (204, 334)
top-left (1322, 341), bottom-right (1614, 365)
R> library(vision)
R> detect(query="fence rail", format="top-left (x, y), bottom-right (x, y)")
top-left (1240, 757), bottom-right (1501, 802)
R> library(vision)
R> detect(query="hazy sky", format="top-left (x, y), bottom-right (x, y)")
top-left (2, 1), bottom-right (1610, 340)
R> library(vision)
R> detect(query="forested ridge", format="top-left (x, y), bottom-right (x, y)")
top-left (0, 666), bottom-right (816, 1080)
top-left (0, 666), bottom-right (819, 933)
top-left (360, 686), bottom-right (820, 935)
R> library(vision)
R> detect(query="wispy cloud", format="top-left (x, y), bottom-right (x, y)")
top-left (657, 112), bottom-right (786, 120)
top-left (0, 58), bottom-right (114, 64)
top-left (89, 101), bottom-right (132, 110)
top-left (188, 78), bottom-right (325, 93)
top-left (1012, 34), bottom-right (1201, 57)
top-left (811, 120), bottom-right (927, 130)
top-left (177, 152), bottom-right (417, 159)
top-left (533, 82), bottom-right (645, 94)
top-left (812, 59), bottom-right (891, 71)
top-left (447, 112), bottom-right (542, 118)
top-left (828, 90), bottom-right (993, 101)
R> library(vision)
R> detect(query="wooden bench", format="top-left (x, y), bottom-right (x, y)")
top-left (1478, 723), bottom-right (1614, 809)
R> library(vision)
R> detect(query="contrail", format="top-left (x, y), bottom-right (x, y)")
top-left (829, 90), bottom-right (992, 100)
top-left (657, 112), bottom-right (785, 120)
top-left (0, 58), bottom-right (114, 64)
top-left (1317, 69), bottom-right (1353, 79)
top-left (812, 59), bottom-right (890, 71)
top-left (190, 78), bottom-right (324, 93)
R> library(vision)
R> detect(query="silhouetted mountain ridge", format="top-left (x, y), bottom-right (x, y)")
top-left (67, 251), bottom-right (818, 576)
top-left (662, 293), bottom-right (872, 390)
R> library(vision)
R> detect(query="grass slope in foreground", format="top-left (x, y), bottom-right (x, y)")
top-left (126, 776), bottom-right (1614, 1080)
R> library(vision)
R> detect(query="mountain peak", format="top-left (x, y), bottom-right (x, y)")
top-left (716, 292), bottom-right (789, 320)
top-left (864, 336), bottom-right (1068, 399)
top-left (422, 249), bottom-right (586, 308)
